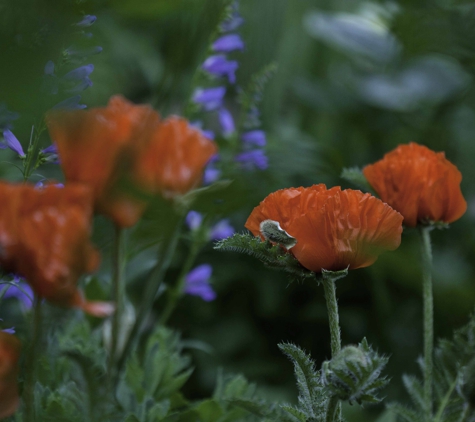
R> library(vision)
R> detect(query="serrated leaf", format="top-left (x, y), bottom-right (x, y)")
top-left (281, 404), bottom-right (307, 422)
top-left (228, 398), bottom-right (269, 417)
top-left (387, 403), bottom-right (421, 422)
top-left (402, 375), bottom-right (425, 412)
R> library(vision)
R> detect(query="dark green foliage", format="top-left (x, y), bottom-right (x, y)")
top-left (321, 339), bottom-right (389, 406)
top-left (214, 233), bottom-right (316, 281)
top-left (278, 343), bottom-right (328, 422)
top-left (340, 167), bottom-right (374, 194)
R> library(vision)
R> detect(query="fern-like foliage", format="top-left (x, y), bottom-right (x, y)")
top-left (278, 343), bottom-right (329, 422)
top-left (340, 167), bottom-right (374, 193)
top-left (214, 233), bottom-right (316, 281)
top-left (389, 312), bottom-right (475, 422)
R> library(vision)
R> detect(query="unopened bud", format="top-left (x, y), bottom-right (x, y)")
top-left (259, 219), bottom-right (297, 249)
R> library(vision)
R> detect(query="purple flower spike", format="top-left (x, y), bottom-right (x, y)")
top-left (76, 15), bottom-right (97, 27)
top-left (202, 55), bottom-right (238, 84)
top-left (186, 211), bottom-right (203, 231)
top-left (210, 219), bottom-right (234, 240)
top-left (192, 87), bottom-right (226, 111)
top-left (2, 130), bottom-right (25, 157)
top-left (63, 65), bottom-right (94, 80)
top-left (52, 95), bottom-right (87, 110)
top-left (235, 149), bottom-right (268, 170)
top-left (212, 34), bottom-right (244, 53)
top-left (242, 130), bottom-right (266, 147)
top-left (218, 107), bottom-right (235, 136)
top-left (184, 264), bottom-right (216, 301)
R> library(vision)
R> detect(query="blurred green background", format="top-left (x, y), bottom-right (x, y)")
top-left (1, 0), bottom-right (475, 420)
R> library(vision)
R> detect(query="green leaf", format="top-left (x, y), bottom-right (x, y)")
top-left (402, 375), bottom-right (425, 411)
top-left (387, 403), bottom-right (421, 422)
top-left (340, 167), bottom-right (374, 193)
top-left (281, 404), bottom-right (307, 422)
top-left (195, 399), bottom-right (224, 422)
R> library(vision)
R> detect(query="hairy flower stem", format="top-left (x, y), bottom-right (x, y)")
top-left (109, 225), bottom-right (124, 375)
top-left (24, 297), bottom-right (42, 422)
top-left (420, 226), bottom-right (434, 421)
top-left (159, 239), bottom-right (202, 325)
top-left (322, 269), bottom-right (346, 422)
top-left (116, 217), bottom-right (183, 373)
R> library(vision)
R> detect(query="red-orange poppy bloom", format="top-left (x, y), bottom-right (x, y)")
top-left (0, 183), bottom-right (112, 316)
top-left (47, 96), bottom-right (217, 227)
top-left (363, 143), bottom-right (467, 227)
top-left (0, 332), bottom-right (21, 419)
top-left (245, 185), bottom-right (403, 273)
top-left (134, 116), bottom-right (218, 197)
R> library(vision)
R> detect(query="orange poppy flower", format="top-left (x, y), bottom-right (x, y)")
top-left (134, 116), bottom-right (218, 197)
top-left (47, 96), bottom-right (217, 227)
top-left (0, 183), bottom-right (112, 316)
top-left (0, 332), bottom-right (21, 419)
top-left (245, 185), bottom-right (403, 272)
top-left (47, 95), bottom-right (160, 228)
top-left (363, 143), bottom-right (467, 227)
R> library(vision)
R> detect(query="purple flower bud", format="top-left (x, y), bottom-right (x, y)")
top-left (41, 144), bottom-right (57, 154)
top-left (2, 130), bottom-right (25, 157)
top-left (186, 211), bottom-right (203, 231)
top-left (64, 77), bottom-right (93, 93)
top-left (192, 87), bottom-right (226, 111)
top-left (212, 34), bottom-right (244, 53)
top-left (242, 130), bottom-right (266, 147)
top-left (235, 149), bottom-right (268, 170)
top-left (184, 264), bottom-right (216, 301)
top-left (218, 107), bottom-right (235, 136)
top-left (202, 55), bottom-right (238, 84)
top-left (210, 219), bottom-right (234, 240)
top-left (44, 60), bottom-right (55, 75)
top-left (221, 13), bottom-right (244, 32)
top-left (63, 65), bottom-right (94, 80)
top-left (3, 280), bottom-right (33, 310)
top-left (1, 328), bottom-right (15, 334)
top-left (204, 167), bottom-right (221, 185)
top-left (76, 15), bottom-right (97, 27)
top-left (52, 95), bottom-right (87, 110)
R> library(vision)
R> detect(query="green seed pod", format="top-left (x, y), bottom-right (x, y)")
top-left (259, 219), bottom-right (297, 249)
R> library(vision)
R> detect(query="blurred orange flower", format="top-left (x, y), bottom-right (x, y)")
top-left (0, 183), bottom-right (111, 316)
top-left (363, 143), bottom-right (467, 227)
top-left (47, 96), bottom-right (217, 227)
top-left (0, 332), bottom-right (21, 419)
top-left (245, 185), bottom-right (403, 272)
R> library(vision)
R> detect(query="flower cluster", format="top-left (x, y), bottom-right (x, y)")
top-left (47, 95), bottom-right (217, 228)
top-left (245, 185), bottom-right (403, 273)
top-left (363, 143), bottom-right (467, 227)
top-left (191, 1), bottom-right (268, 181)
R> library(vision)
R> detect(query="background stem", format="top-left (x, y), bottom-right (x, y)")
top-left (24, 297), bottom-right (42, 422)
top-left (420, 226), bottom-right (434, 421)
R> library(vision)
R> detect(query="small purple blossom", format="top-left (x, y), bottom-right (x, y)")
top-left (184, 264), bottom-right (216, 302)
top-left (202, 55), bottom-right (238, 84)
top-left (204, 167), bottom-right (221, 185)
top-left (76, 15), bottom-right (97, 27)
top-left (235, 149), bottom-right (268, 170)
top-left (3, 279), bottom-right (33, 310)
top-left (1, 328), bottom-right (15, 334)
top-left (52, 95), bottom-right (87, 110)
top-left (62, 64), bottom-right (94, 80)
top-left (1, 130), bottom-right (25, 157)
top-left (242, 130), bottom-right (266, 147)
top-left (218, 107), bottom-right (235, 136)
top-left (35, 180), bottom-right (64, 189)
top-left (210, 219), bottom-right (234, 240)
top-left (212, 34), bottom-right (245, 53)
top-left (41, 144), bottom-right (57, 155)
top-left (192, 87), bottom-right (226, 111)
top-left (186, 211), bottom-right (203, 231)
top-left (221, 11), bottom-right (244, 32)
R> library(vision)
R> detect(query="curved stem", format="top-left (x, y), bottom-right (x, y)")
top-left (109, 225), bottom-right (124, 373)
top-left (159, 239), bottom-right (202, 325)
top-left (24, 297), bottom-right (42, 422)
top-left (116, 218), bottom-right (183, 373)
top-left (325, 396), bottom-right (339, 422)
top-left (419, 226), bottom-right (433, 421)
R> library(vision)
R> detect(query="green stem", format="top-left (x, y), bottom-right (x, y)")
top-left (322, 273), bottom-right (342, 356)
top-left (159, 239), bottom-right (202, 325)
top-left (24, 297), bottom-right (42, 422)
top-left (419, 226), bottom-right (433, 421)
top-left (109, 225), bottom-right (124, 373)
top-left (433, 378), bottom-right (457, 422)
top-left (325, 396), bottom-right (339, 422)
top-left (116, 218), bottom-right (183, 373)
